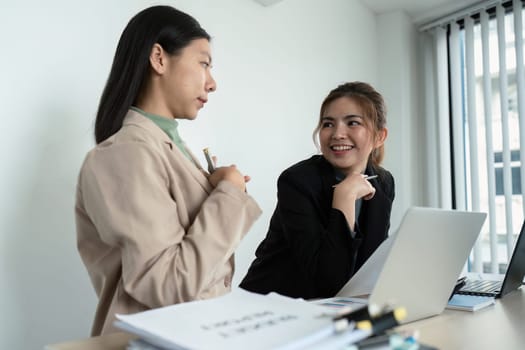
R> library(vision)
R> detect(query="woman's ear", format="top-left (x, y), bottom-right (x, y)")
top-left (149, 43), bottom-right (166, 75)
top-left (375, 127), bottom-right (388, 148)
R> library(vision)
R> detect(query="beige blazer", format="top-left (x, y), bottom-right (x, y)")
top-left (75, 110), bottom-right (261, 336)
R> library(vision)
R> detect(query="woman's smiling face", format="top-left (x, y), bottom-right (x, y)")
top-left (319, 96), bottom-right (381, 175)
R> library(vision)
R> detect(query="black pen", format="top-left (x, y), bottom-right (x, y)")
top-left (356, 307), bottom-right (407, 335)
top-left (332, 305), bottom-right (370, 333)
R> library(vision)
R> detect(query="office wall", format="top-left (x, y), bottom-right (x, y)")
top-left (376, 11), bottom-right (425, 229)
top-left (0, 0), bottom-right (383, 348)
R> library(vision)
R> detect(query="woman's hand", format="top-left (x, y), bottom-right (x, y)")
top-left (332, 173), bottom-right (376, 230)
top-left (334, 173), bottom-right (376, 201)
top-left (208, 165), bottom-right (249, 192)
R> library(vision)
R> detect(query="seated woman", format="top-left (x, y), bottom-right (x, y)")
top-left (240, 81), bottom-right (394, 299)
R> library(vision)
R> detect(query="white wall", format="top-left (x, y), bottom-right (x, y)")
top-left (376, 10), bottom-right (424, 229)
top-left (0, 0), bottom-right (384, 348)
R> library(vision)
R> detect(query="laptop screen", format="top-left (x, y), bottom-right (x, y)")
top-left (337, 207), bottom-right (486, 323)
top-left (500, 220), bottom-right (525, 297)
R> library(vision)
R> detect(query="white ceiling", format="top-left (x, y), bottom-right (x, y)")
top-left (251, 0), bottom-right (484, 25)
top-left (252, 0), bottom-right (285, 6)
top-left (360, 0), bottom-right (483, 24)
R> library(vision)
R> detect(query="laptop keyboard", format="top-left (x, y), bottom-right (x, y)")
top-left (457, 279), bottom-right (502, 296)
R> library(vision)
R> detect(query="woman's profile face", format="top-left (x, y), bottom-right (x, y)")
top-left (160, 38), bottom-right (217, 119)
top-left (319, 96), bottom-right (380, 175)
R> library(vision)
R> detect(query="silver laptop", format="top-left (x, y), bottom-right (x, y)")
top-left (335, 207), bottom-right (486, 323)
top-left (458, 219), bottom-right (525, 298)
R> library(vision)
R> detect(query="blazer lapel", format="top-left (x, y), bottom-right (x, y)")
top-left (123, 110), bottom-right (213, 194)
top-left (184, 147), bottom-right (214, 194)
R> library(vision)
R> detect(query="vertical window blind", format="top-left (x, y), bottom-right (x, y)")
top-left (421, 0), bottom-right (525, 273)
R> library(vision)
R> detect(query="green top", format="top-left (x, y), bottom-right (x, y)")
top-left (130, 106), bottom-right (193, 161)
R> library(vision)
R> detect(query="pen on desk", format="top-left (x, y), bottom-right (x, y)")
top-left (356, 307), bottom-right (407, 335)
top-left (203, 147), bottom-right (215, 173)
top-left (332, 174), bottom-right (378, 188)
top-left (332, 306), bottom-right (370, 333)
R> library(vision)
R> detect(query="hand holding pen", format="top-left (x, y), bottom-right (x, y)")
top-left (333, 173), bottom-right (377, 201)
top-left (332, 174), bottom-right (378, 188)
top-left (331, 173), bottom-right (377, 231)
top-left (203, 148), bottom-right (250, 192)
top-left (203, 147), bottom-right (216, 174)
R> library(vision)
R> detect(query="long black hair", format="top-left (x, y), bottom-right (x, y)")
top-left (95, 6), bottom-right (210, 144)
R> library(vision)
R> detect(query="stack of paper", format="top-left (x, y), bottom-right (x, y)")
top-left (115, 289), bottom-right (370, 350)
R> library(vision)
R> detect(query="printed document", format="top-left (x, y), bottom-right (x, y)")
top-left (115, 289), bottom-right (343, 350)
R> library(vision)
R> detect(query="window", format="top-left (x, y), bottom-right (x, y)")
top-left (494, 150), bottom-right (521, 195)
top-left (421, 0), bottom-right (525, 274)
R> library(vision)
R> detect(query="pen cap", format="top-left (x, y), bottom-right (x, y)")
top-left (368, 303), bottom-right (381, 317)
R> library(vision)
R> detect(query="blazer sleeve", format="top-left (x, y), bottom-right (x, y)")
top-left (79, 142), bottom-right (261, 308)
top-left (381, 169), bottom-right (395, 203)
top-left (276, 171), bottom-right (363, 296)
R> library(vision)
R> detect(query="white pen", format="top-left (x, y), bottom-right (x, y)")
top-left (203, 148), bottom-right (215, 173)
top-left (332, 174), bottom-right (378, 188)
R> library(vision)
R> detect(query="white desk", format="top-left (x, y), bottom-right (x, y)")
top-left (397, 289), bottom-right (525, 349)
top-left (46, 289), bottom-right (525, 350)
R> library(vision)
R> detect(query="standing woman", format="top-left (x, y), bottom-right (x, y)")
top-left (75, 6), bottom-right (261, 336)
top-left (240, 82), bottom-right (394, 299)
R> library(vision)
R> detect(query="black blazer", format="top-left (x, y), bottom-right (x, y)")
top-left (240, 155), bottom-right (395, 299)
